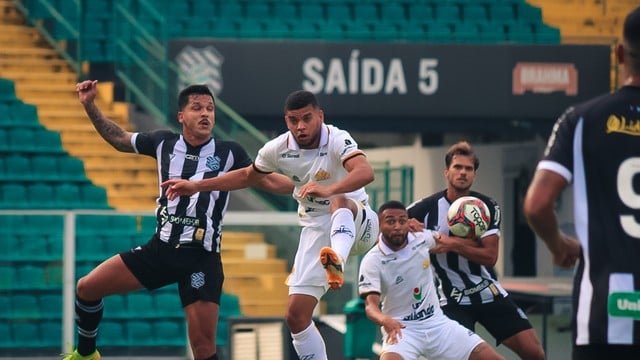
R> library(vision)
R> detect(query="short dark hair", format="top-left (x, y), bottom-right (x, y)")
top-left (445, 141), bottom-right (479, 170)
top-left (623, 6), bottom-right (640, 74)
top-left (284, 90), bottom-right (319, 112)
top-left (178, 84), bottom-right (215, 111)
top-left (378, 200), bottom-right (406, 214)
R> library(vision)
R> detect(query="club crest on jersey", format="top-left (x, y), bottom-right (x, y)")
top-left (413, 286), bottom-right (423, 300)
top-left (206, 156), bottom-right (221, 171)
top-left (422, 259), bottom-right (430, 269)
top-left (314, 169), bottom-right (330, 181)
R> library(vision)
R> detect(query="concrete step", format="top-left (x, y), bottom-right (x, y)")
top-left (239, 301), bottom-right (288, 317)
top-left (222, 232), bottom-right (266, 244)
top-left (0, 57), bottom-right (73, 72)
top-left (0, 70), bottom-right (77, 84)
top-left (224, 259), bottom-right (288, 275)
top-left (220, 243), bottom-right (278, 259)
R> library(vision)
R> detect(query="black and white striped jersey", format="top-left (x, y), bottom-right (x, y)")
top-left (407, 190), bottom-right (506, 306)
top-left (539, 85), bottom-right (640, 346)
top-left (132, 130), bottom-right (252, 253)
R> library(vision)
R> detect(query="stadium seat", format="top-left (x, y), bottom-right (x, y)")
top-left (43, 263), bottom-right (63, 288)
top-left (11, 294), bottom-right (40, 318)
top-left (0, 266), bottom-right (15, 290)
top-left (16, 265), bottom-right (46, 289)
top-left (54, 183), bottom-right (82, 209)
top-left (0, 183), bottom-right (28, 209)
top-left (127, 320), bottom-right (155, 346)
top-left (317, 20), bottom-right (345, 40)
top-left (12, 322), bottom-right (41, 347)
top-left (0, 295), bottom-right (11, 318)
top-left (516, 3), bottom-right (543, 25)
top-left (273, 2), bottom-right (296, 20)
top-left (14, 233), bottom-right (50, 260)
top-left (38, 294), bottom-right (63, 319)
top-left (79, 183), bottom-right (111, 209)
top-left (127, 292), bottom-right (156, 318)
top-left (506, 23), bottom-right (535, 43)
top-left (535, 24), bottom-right (561, 44)
top-left (488, 4), bottom-right (517, 26)
top-left (353, 3), bottom-right (378, 24)
top-left (463, 4), bottom-right (489, 23)
top-left (57, 156), bottom-right (88, 182)
top-left (4, 153), bottom-right (31, 181)
top-left (454, 23), bottom-right (481, 43)
top-left (77, 214), bottom-right (112, 235)
top-left (40, 321), bottom-right (62, 347)
top-left (262, 19), bottom-right (291, 38)
top-left (380, 3), bottom-right (406, 25)
top-left (7, 127), bottom-right (37, 153)
top-left (218, 2), bottom-right (242, 19)
top-left (236, 21), bottom-right (264, 38)
top-left (103, 294), bottom-right (128, 318)
top-left (433, 4), bottom-right (461, 23)
top-left (245, 2), bottom-right (270, 19)
top-left (0, 322), bottom-right (11, 347)
top-left (426, 22), bottom-right (454, 43)
top-left (299, 4), bottom-right (323, 21)
top-left (0, 78), bottom-right (17, 102)
top-left (100, 320), bottom-right (127, 346)
top-left (9, 101), bottom-right (39, 126)
top-left (30, 154), bottom-right (60, 181)
top-left (154, 292), bottom-right (183, 317)
top-left (35, 129), bottom-right (64, 154)
top-left (287, 20), bottom-right (317, 39)
top-left (371, 22), bottom-right (400, 42)
top-left (210, 18), bottom-right (238, 38)
top-left (27, 182), bottom-right (56, 209)
top-left (76, 233), bottom-right (108, 261)
top-left (154, 320), bottom-right (186, 346)
top-left (344, 21), bottom-right (372, 40)
top-left (0, 128), bottom-right (7, 151)
top-left (326, 4), bottom-right (352, 22)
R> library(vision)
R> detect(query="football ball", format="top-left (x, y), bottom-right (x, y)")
top-left (447, 196), bottom-right (491, 238)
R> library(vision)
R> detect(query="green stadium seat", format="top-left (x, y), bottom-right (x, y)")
top-left (43, 263), bottom-right (63, 288)
top-left (0, 323), bottom-right (11, 347)
top-left (344, 21), bottom-right (372, 40)
top-left (262, 19), bottom-right (291, 38)
top-left (27, 182), bottom-right (56, 209)
top-left (317, 20), bottom-right (345, 40)
top-left (0, 183), bottom-right (28, 209)
top-left (371, 22), bottom-right (400, 41)
top-left (154, 320), bottom-right (186, 346)
top-left (77, 214), bottom-right (112, 235)
top-left (12, 322), bottom-right (40, 347)
top-left (211, 18), bottom-right (238, 38)
top-left (54, 183), bottom-right (82, 208)
top-left (380, 3), bottom-right (406, 25)
top-left (4, 153), bottom-right (31, 181)
top-left (273, 2), bottom-right (296, 20)
top-left (57, 156), bottom-right (88, 182)
top-left (8, 101), bottom-right (39, 127)
top-left (7, 127), bottom-right (37, 153)
top-left (0, 295), bottom-right (11, 318)
top-left (299, 4), bottom-right (324, 21)
top-left (0, 78), bottom-right (17, 102)
top-left (426, 22), bottom-right (453, 43)
top-left (326, 3), bottom-right (352, 22)
top-left (127, 292), bottom-right (155, 317)
top-left (462, 4), bottom-right (489, 23)
top-left (38, 294), bottom-right (62, 319)
top-left (0, 128), bottom-right (7, 151)
top-left (154, 292), bottom-right (183, 317)
top-left (30, 154), bottom-right (59, 181)
top-left (11, 294), bottom-right (40, 318)
top-left (100, 320), bottom-right (128, 346)
top-left (516, 3), bottom-right (543, 25)
top-left (76, 263), bottom-right (95, 281)
top-left (237, 21), bottom-right (264, 38)
top-left (506, 23), bottom-right (535, 43)
top-left (103, 294), bottom-right (128, 318)
top-left (353, 3), bottom-right (378, 24)
top-left (454, 23), bottom-right (481, 43)
top-left (40, 321), bottom-right (62, 347)
top-left (79, 183), bottom-right (110, 209)
top-left (287, 20), bottom-right (318, 39)
top-left (0, 265), bottom-right (14, 290)
top-left (218, 2), bottom-right (242, 19)
top-left (488, 4), bottom-right (517, 25)
top-left (127, 320), bottom-right (155, 346)
top-left (433, 4), bottom-right (461, 23)
top-left (246, 2), bottom-right (270, 19)
top-left (407, 4), bottom-right (433, 24)
top-left (535, 24), bottom-right (561, 44)
top-left (35, 129), bottom-right (64, 154)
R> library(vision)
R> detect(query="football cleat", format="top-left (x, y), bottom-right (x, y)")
top-left (62, 349), bottom-right (101, 360)
top-left (320, 247), bottom-right (344, 290)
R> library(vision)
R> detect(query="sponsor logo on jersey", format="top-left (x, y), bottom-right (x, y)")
top-left (185, 154), bottom-right (199, 161)
top-left (412, 286), bottom-right (423, 300)
top-left (281, 153), bottom-right (300, 158)
top-left (422, 259), bottom-right (430, 269)
top-left (381, 257), bottom-right (397, 264)
top-left (314, 169), bottom-right (331, 181)
top-left (292, 175), bottom-right (301, 182)
top-left (606, 115), bottom-right (640, 136)
top-left (403, 303), bottom-right (434, 321)
top-left (319, 152), bottom-right (328, 156)
top-left (206, 155), bottom-right (221, 171)
top-left (395, 276), bottom-right (404, 285)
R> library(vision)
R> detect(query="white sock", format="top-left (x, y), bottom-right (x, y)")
top-left (291, 321), bottom-right (327, 360)
top-left (330, 207), bottom-right (356, 262)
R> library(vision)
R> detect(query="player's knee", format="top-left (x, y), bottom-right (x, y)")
top-left (284, 309), bottom-right (310, 333)
top-left (75, 276), bottom-right (95, 300)
top-left (190, 336), bottom-right (216, 359)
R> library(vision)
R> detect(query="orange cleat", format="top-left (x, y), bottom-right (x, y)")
top-left (320, 247), bottom-right (344, 290)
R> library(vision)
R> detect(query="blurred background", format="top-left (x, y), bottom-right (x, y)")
top-left (0, 0), bottom-right (634, 358)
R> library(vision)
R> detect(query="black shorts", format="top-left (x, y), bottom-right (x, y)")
top-left (120, 235), bottom-right (224, 307)
top-left (573, 344), bottom-right (640, 360)
top-left (442, 295), bottom-right (533, 345)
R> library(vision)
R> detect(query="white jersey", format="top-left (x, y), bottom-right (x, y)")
top-left (254, 124), bottom-right (369, 226)
top-left (359, 231), bottom-right (443, 324)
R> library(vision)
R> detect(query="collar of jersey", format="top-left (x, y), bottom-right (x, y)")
top-left (287, 124), bottom-right (329, 150)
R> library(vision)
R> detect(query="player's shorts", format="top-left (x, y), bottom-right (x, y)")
top-left (442, 295), bottom-right (533, 345)
top-left (381, 316), bottom-right (485, 360)
top-left (287, 199), bottom-right (377, 300)
top-left (120, 234), bottom-right (224, 307)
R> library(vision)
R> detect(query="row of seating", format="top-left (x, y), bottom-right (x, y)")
top-left (0, 182), bottom-right (110, 209)
top-left (0, 127), bottom-right (65, 154)
top-left (0, 319), bottom-right (186, 348)
top-left (0, 264), bottom-right (62, 290)
top-left (0, 153), bottom-right (89, 183)
top-left (0, 214), bottom-right (156, 235)
top-left (0, 100), bottom-right (39, 127)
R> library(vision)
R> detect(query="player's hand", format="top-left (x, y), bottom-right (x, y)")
top-left (161, 179), bottom-right (197, 200)
top-left (76, 80), bottom-right (98, 105)
top-left (549, 233), bottom-right (581, 268)
top-left (381, 317), bottom-right (405, 345)
top-left (296, 181), bottom-right (332, 199)
top-left (408, 218), bottom-right (424, 232)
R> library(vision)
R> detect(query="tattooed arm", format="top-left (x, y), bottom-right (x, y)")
top-left (76, 80), bottom-right (134, 153)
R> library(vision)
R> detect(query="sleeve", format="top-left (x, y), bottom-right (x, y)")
top-left (227, 141), bottom-right (253, 170)
top-left (331, 128), bottom-right (364, 165)
top-left (358, 253), bottom-right (381, 297)
top-left (538, 106), bottom-right (579, 183)
top-left (253, 139), bottom-right (278, 174)
top-left (133, 129), bottom-right (175, 158)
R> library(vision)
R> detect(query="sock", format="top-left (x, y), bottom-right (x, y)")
top-left (330, 208), bottom-right (356, 262)
top-left (291, 321), bottom-right (327, 360)
top-left (75, 295), bottom-right (104, 356)
top-left (202, 353), bottom-right (218, 360)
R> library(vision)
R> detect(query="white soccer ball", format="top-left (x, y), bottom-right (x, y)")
top-left (447, 196), bottom-right (491, 239)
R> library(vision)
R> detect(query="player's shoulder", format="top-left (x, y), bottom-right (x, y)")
top-left (469, 191), bottom-right (498, 206)
top-left (361, 243), bottom-right (384, 263)
top-left (407, 191), bottom-right (444, 214)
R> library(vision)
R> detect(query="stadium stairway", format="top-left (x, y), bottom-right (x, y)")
top-left (0, 0), bottom-right (158, 211)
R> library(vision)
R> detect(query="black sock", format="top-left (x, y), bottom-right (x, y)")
top-left (202, 353), bottom-right (218, 360)
top-left (75, 294), bottom-right (103, 356)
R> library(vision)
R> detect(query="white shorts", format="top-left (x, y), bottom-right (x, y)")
top-left (381, 317), bottom-right (485, 360)
top-left (287, 199), bottom-right (378, 300)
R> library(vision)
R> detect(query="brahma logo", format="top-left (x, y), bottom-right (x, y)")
top-left (314, 169), bottom-right (330, 181)
top-left (512, 63), bottom-right (577, 95)
top-left (176, 45), bottom-right (224, 96)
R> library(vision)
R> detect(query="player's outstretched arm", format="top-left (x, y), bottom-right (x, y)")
top-left (524, 169), bottom-right (580, 268)
top-left (432, 232), bottom-right (499, 267)
top-left (255, 173), bottom-right (295, 195)
top-left (298, 154), bottom-right (374, 199)
top-left (76, 80), bottom-right (134, 153)
top-left (162, 165), bottom-right (266, 200)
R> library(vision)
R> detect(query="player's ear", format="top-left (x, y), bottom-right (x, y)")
top-left (615, 43), bottom-right (625, 65)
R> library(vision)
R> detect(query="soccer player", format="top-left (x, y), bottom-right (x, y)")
top-left (65, 80), bottom-right (292, 360)
top-left (359, 200), bottom-right (503, 360)
top-left (162, 90), bottom-right (378, 360)
top-left (407, 141), bottom-right (545, 360)
top-left (523, 6), bottom-right (640, 359)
